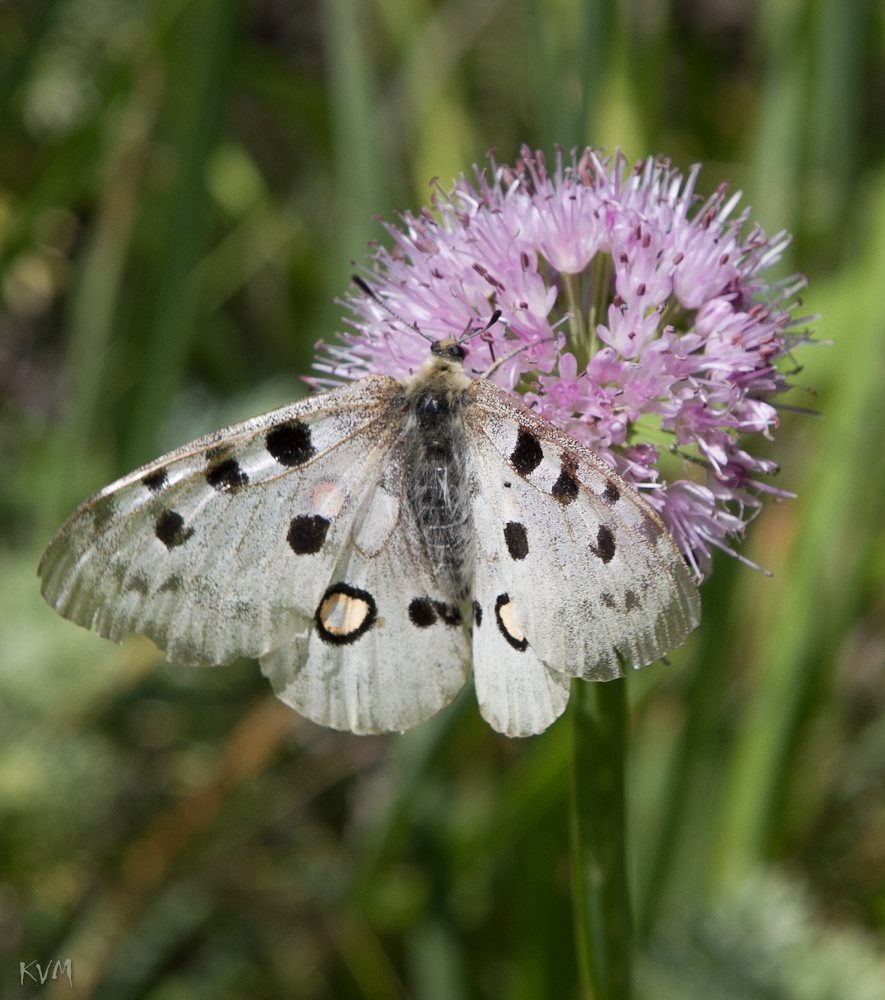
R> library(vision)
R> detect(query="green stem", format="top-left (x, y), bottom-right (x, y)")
top-left (570, 677), bottom-right (632, 1000)
top-left (587, 251), bottom-right (611, 359)
top-left (636, 557), bottom-right (738, 940)
top-left (563, 271), bottom-right (587, 352)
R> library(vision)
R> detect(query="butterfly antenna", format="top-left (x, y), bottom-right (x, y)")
top-left (457, 308), bottom-right (502, 366)
top-left (351, 275), bottom-right (435, 343)
top-left (454, 308), bottom-right (503, 346)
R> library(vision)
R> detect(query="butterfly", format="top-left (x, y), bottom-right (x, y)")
top-left (39, 330), bottom-right (700, 737)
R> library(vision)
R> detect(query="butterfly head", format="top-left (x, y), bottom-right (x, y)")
top-left (430, 339), bottom-right (468, 363)
top-left (403, 339), bottom-right (472, 399)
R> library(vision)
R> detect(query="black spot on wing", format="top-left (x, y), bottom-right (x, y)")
top-left (409, 598), bottom-right (462, 628)
top-left (409, 597), bottom-right (437, 628)
top-left (551, 460), bottom-right (579, 504)
top-left (315, 583), bottom-right (377, 645)
top-left (155, 510), bottom-right (193, 549)
top-left (288, 514), bottom-right (330, 555)
top-left (589, 524), bottom-right (616, 563)
top-left (503, 521), bottom-right (529, 560)
top-left (143, 468), bottom-right (168, 494)
top-left (472, 600), bottom-right (483, 627)
top-left (267, 420), bottom-right (315, 467)
top-left (601, 593), bottom-right (617, 609)
top-left (603, 481), bottom-right (621, 505)
top-left (206, 457), bottom-right (249, 492)
top-left (205, 444), bottom-right (234, 464)
top-left (495, 593), bottom-right (528, 652)
top-left (625, 590), bottom-right (640, 611)
top-left (433, 602), bottom-right (462, 627)
top-left (510, 428), bottom-right (543, 476)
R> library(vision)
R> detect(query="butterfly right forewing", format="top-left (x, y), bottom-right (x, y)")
top-left (465, 378), bottom-right (700, 681)
top-left (39, 375), bottom-right (404, 666)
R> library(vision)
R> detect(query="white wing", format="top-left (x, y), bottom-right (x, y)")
top-left (470, 574), bottom-right (571, 738)
top-left (39, 375), bottom-right (405, 666)
top-left (259, 449), bottom-right (470, 734)
top-left (466, 378), bottom-right (699, 708)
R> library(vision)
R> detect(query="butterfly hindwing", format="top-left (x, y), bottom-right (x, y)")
top-left (469, 585), bottom-right (571, 737)
top-left (259, 465), bottom-right (471, 734)
top-left (38, 375), bottom-right (403, 666)
top-left (466, 379), bottom-right (700, 683)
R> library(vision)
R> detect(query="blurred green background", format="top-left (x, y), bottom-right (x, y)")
top-left (1, 0), bottom-right (885, 997)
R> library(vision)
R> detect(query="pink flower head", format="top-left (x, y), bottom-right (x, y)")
top-left (314, 147), bottom-right (813, 579)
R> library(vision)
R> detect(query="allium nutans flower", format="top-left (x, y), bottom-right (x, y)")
top-left (314, 147), bottom-right (812, 578)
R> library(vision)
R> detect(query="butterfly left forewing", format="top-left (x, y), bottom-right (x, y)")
top-left (39, 375), bottom-right (404, 666)
top-left (465, 378), bottom-right (700, 682)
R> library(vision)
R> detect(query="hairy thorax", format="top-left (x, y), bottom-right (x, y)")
top-left (400, 354), bottom-right (475, 602)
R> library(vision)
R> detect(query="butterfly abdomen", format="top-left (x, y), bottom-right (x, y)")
top-left (402, 357), bottom-right (475, 603)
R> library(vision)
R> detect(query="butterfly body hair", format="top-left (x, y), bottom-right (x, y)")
top-left (400, 350), bottom-right (476, 602)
